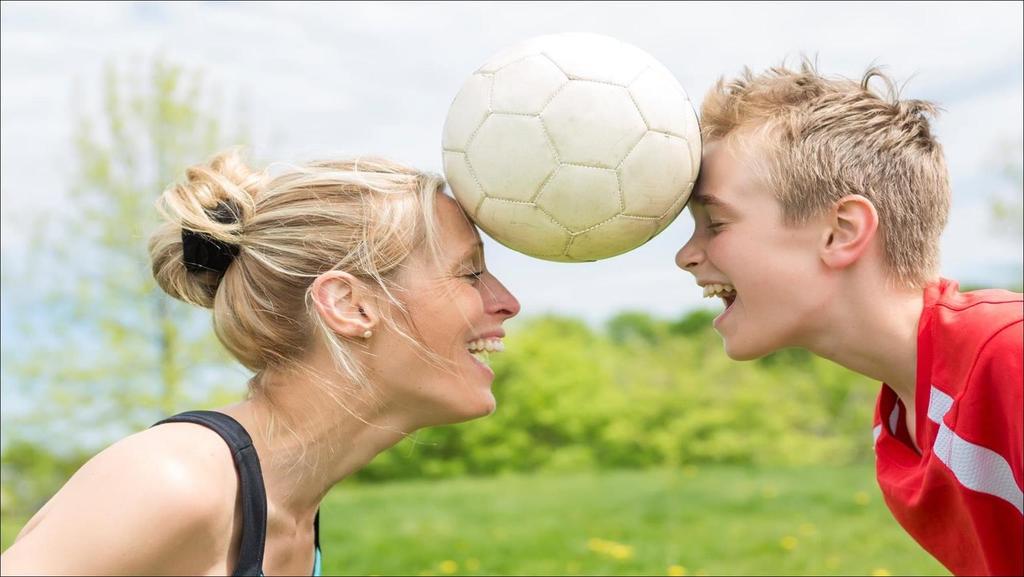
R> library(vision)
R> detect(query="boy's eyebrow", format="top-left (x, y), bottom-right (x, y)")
top-left (692, 191), bottom-right (733, 211)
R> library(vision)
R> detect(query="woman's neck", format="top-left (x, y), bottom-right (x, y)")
top-left (219, 365), bottom-right (412, 527)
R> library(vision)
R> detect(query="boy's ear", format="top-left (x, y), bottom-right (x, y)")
top-left (820, 194), bottom-right (879, 271)
top-left (310, 271), bottom-right (379, 338)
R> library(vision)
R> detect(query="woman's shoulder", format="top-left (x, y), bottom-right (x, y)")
top-left (3, 421), bottom-right (240, 574)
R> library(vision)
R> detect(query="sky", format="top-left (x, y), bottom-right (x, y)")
top-left (2, 1), bottom-right (1022, 326)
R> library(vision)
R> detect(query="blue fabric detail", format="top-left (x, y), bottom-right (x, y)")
top-left (258, 546), bottom-right (321, 577)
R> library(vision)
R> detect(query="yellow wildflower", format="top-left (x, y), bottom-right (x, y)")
top-left (854, 491), bottom-right (871, 505)
top-left (611, 544), bottom-right (634, 559)
top-left (780, 535), bottom-right (799, 550)
top-left (667, 564), bottom-right (688, 576)
top-left (872, 569), bottom-right (891, 576)
top-left (439, 560), bottom-right (458, 574)
top-left (587, 538), bottom-right (634, 560)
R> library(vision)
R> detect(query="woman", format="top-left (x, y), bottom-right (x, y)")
top-left (0, 150), bottom-right (520, 575)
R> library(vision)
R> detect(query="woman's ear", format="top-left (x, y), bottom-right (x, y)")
top-left (820, 194), bottom-right (879, 271)
top-left (310, 271), bottom-right (378, 338)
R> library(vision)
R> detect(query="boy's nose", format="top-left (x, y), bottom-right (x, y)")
top-left (675, 237), bottom-right (704, 272)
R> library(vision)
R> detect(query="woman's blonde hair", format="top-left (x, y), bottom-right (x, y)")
top-left (700, 58), bottom-right (951, 288)
top-left (148, 149), bottom-right (447, 399)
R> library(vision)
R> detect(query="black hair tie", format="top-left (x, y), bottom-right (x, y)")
top-left (182, 201), bottom-right (241, 275)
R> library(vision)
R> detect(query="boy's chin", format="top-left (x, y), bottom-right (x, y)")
top-left (723, 338), bottom-right (775, 361)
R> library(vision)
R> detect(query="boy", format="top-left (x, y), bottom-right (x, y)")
top-left (675, 61), bottom-right (1022, 576)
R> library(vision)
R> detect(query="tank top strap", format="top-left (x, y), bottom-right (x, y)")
top-left (152, 410), bottom-right (267, 576)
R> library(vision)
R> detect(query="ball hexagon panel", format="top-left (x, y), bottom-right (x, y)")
top-left (540, 33), bottom-right (650, 86)
top-left (535, 165), bottom-right (621, 232)
top-left (566, 215), bottom-right (660, 261)
top-left (628, 64), bottom-right (697, 139)
top-left (491, 55), bottom-right (568, 115)
top-left (541, 82), bottom-right (647, 168)
top-left (441, 74), bottom-right (493, 152)
top-left (443, 151), bottom-right (486, 217)
top-left (476, 37), bottom-right (549, 74)
top-left (619, 132), bottom-right (693, 218)
top-left (476, 198), bottom-right (571, 259)
top-left (466, 114), bottom-right (558, 202)
top-left (652, 183), bottom-right (693, 236)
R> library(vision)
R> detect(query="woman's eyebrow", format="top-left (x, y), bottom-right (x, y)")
top-left (453, 242), bottom-right (484, 266)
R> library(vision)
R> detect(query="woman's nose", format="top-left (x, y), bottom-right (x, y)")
top-left (483, 273), bottom-right (521, 319)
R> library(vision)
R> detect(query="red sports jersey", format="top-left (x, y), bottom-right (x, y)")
top-left (874, 278), bottom-right (1023, 576)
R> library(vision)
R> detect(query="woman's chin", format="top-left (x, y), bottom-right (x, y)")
top-left (455, 392), bottom-right (497, 422)
top-left (423, 390), bottom-right (496, 428)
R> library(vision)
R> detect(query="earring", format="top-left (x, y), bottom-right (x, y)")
top-left (363, 330), bottom-right (373, 339)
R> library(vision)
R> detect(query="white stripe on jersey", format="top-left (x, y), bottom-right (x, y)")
top-left (888, 403), bottom-right (900, 437)
top-left (873, 402), bottom-right (902, 447)
top-left (927, 385), bottom-right (1023, 515)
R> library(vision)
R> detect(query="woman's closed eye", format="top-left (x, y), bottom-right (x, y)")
top-left (460, 269), bottom-right (485, 283)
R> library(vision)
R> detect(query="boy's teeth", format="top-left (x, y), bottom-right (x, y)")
top-left (703, 283), bottom-right (736, 298)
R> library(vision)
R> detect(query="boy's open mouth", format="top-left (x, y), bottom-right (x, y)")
top-left (703, 283), bottom-right (737, 310)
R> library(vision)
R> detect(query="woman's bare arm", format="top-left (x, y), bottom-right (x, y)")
top-left (1, 425), bottom-right (238, 576)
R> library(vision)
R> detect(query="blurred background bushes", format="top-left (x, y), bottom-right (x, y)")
top-left (353, 311), bottom-right (877, 483)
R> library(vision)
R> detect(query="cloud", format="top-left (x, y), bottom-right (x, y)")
top-left (2, 1), bottom-right (1021, 323)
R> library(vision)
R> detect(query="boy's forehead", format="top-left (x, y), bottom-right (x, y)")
top-left (695, 137), bottom-right (769, 205)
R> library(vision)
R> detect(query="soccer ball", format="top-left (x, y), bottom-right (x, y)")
top-left (442, 33), bottom-right (701, 262)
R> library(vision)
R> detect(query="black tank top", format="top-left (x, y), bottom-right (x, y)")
top-left (152, 410), bottom-right (321, 576)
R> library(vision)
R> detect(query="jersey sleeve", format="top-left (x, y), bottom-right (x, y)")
top-left (951, 319), bottom-right (1023, 575)
top-left (961, 320), bottom-right (1023, 491)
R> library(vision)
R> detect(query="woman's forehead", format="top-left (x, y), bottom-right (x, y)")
top-left (437, 194), bottom-right (482, 254)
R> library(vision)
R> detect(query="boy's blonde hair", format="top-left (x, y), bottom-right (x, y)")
top-left (148, 149), bottom-right (447, 400)
top-left (700, 59), bottom-right (951, 288)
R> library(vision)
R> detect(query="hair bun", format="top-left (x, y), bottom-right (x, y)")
top-left (149, 149), bottom-right (264, 308)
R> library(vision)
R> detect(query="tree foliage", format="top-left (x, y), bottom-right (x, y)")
top-left (355, 310), bottom-right (878, 482)
top-left (3, 56), bottom-right (247, 447)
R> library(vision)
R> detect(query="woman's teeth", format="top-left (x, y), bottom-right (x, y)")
top-left (467, 338), bottom-right (504, 365)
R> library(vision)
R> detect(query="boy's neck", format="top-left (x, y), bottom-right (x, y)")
top-left (807, 280), bottom-right (926, 415)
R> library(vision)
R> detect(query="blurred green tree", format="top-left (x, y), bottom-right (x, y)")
top-left (991, 138), bottom-right (1023, 240)
top-left (606, 311), bottom-right (666, 346)
top-left (989, 138), bottom-right (1023, 291)
top-left (4, 56), bottom-right (249, 451)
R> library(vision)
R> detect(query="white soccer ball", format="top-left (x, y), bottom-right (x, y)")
top-left (442, 33), bottom-right (701, 262)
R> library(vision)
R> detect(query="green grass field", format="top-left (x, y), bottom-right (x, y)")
top-left (317, 465), bottom-right (946, 576)
top-left (1, 465), bottom-right (949, 576)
